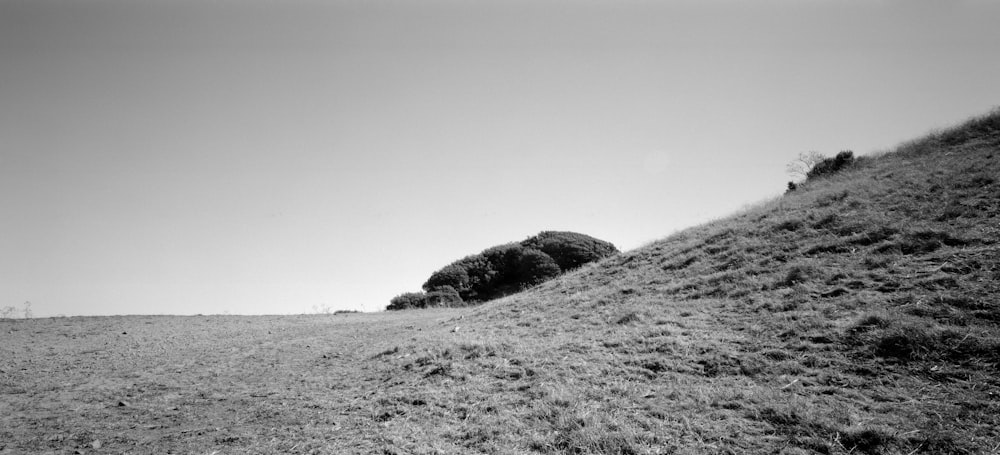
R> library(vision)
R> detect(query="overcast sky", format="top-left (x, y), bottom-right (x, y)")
top-left (2, 0), bottom-right (998, 316)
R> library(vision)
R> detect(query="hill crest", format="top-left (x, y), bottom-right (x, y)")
top-left (369, 109), bottom-right (1000, 454)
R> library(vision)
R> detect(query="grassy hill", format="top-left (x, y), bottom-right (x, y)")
top-left (3, 110), bottom-right (997, 454)
top-left (360, 110), bottom-right (1000, 454)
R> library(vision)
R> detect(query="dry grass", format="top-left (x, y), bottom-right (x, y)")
top-left (2, 110), bottom-right (998, 454)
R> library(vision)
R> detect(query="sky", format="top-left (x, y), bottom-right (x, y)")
top-left (2, 0), bottom-right (998, 317)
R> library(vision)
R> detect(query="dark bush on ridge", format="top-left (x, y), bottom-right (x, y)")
top-left (423, 244), bottom-right (563, 302)
top-left (522, 231), bottom-right (620, 271)
top-left (423, 264), bottom-right (469, 294)
top-left (387, 286), bottom-right (466, 311)
top-left (387, 292), bottom-right (429, 311)
top-left (388, 231), bottom-right (618, 310)
top-left (515, 247), bottom-right (563, 286)
top-left (425, 285), bottom-right (464, 307)
top-left (806, 150), bottom-right (855, 180)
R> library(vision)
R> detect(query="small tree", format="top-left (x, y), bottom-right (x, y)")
top-left (786, 151), bottom-right (826, 181)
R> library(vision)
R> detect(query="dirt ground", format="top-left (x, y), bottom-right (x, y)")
top-left (0, 310), bottom-right (463, 455)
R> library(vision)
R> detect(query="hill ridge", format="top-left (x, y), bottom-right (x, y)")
top-left (366, 109), bottom-right (1000, 454)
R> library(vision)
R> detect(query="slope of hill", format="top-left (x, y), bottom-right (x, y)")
top-left (2, 110), bottom-right (997, 455)
top-left (361, 110), bottom-right (1000, 454)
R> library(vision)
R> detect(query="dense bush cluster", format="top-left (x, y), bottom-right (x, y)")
top-left (522, 231), bottom-right (620, 271)
top-left (387, 231), bottom-right (618, 310)
top-left (786, 150), bottom-right (856, 193)
top-left (387, 286), bottom-right (463, 311)
top-left (805, 150), bottom-right (855, 180)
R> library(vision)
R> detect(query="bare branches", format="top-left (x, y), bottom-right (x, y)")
top-left (786, 151), bottom-right (825, 181)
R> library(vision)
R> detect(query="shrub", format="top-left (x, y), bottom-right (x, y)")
top-left (514, 248), bottom-right (562, 286)
top-left (425, 285), bottom-right (464, 307)
top-left (412, 231), bottom-right (618, 306)
top-left (423, 264), bottom-right (470, 293)
top-left (806, 150), bottom-right (855, 180)
top-left (521, 231), bottom-right (619, 271)
top-left (468, 245), bottom-right (561, 300)
top-left (465, 244), bottom-right (534, 300)
top-left (387, 292), bottom-right (428, 311)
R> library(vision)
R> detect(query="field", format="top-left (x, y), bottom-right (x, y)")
top-left (3, 292), bottom-right (997, 454)
top-left (1, 310), bottom-right (465, 454)
top-left (3, 110), bottom-right (999, 454)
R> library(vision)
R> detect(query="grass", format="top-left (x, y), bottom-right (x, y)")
top-left (3, 109), bottom-right (999, 454)
top-left (360, 108), bottom-right (1000, 454)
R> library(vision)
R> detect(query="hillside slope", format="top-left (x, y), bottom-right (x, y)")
top-left (363, 110), bottom-right (1000, 454)
top-left (3, 111), bottom-right (996, 455)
